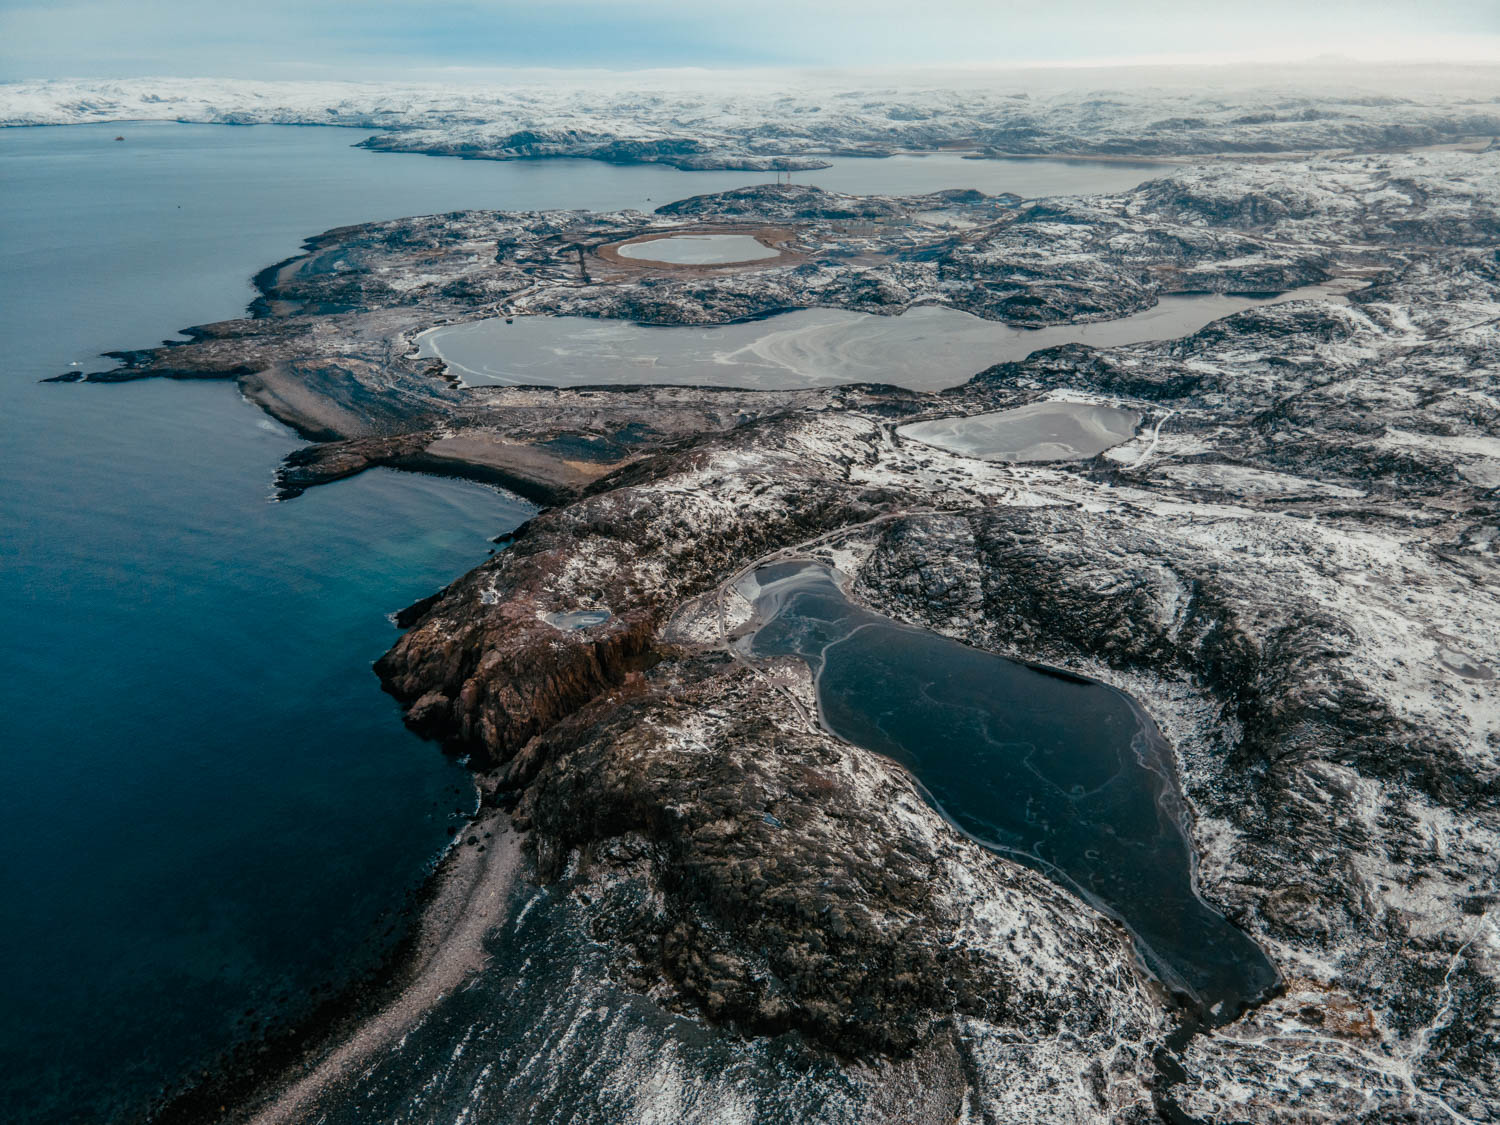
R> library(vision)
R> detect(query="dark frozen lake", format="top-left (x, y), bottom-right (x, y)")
top-left (746, 562), bottom-right (1280, 1017)
top-left (0, 122), bottom-right (1175, 1122)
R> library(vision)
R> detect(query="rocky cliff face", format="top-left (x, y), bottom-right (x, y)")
top-left (368, 433), bottom-right (1169, 1120)
top-left (364, 421), bottom-right (1169, 1117)
top-left (375, 444), bottom-right (882, 767)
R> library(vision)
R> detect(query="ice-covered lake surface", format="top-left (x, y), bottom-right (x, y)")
top-left (544, 608), bottom-right (612, 630)
top-left (616, 233), bottom-right (779, 264)
top-left (899, 400), bottom-right (1141, 461)
top-left (417, 283), bottom-right (1349, 392)
top-left (744, 561), bottom-right (1280, 1018)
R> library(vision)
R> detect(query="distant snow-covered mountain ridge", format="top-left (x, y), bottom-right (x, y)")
top-left (4, 69), bottom-right (1498, 169)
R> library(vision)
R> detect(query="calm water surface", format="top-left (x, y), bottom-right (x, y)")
top-left (0, 123), bottom-right (1166, 1123)
top-left (747, 563), bottom-right (1279, 1018)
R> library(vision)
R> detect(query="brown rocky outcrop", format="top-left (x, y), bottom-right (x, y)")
top-left (509, 657), bottom-right (1152, 1058)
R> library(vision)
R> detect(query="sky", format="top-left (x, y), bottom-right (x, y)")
top-left (2, 0), bottom-right (1499, 81)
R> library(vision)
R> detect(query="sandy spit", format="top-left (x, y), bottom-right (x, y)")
top-left (243, 810), bottom-right (524, 1125)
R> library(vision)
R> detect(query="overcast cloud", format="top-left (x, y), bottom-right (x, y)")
top-left (2, 0), bottom-right (1497, 81)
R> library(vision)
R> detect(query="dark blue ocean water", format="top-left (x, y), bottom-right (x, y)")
top-left (0, 123), bottom-right (1160, 1123)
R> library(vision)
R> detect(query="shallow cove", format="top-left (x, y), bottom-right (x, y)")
top-left (417, 283), bottom-right (1349, 392)
top-left (745, 562), bottom-right (1279, 1019)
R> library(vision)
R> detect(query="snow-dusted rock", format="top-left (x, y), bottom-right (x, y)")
top-left (93, 148), bottom-right (1500, 1121)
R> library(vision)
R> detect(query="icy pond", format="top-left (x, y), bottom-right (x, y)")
top-left (616, 233), bottom-right (780, 264)
top-left (544, 608), bottom-right (612, 630)
top-left (744, 561), bottom-right (1280, 1019)
top-left (417, 283), bottom-right (1347, 392)
top-left (899, 400), bottom-right (1141, 461)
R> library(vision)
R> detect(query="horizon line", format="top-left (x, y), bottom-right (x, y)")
top-left (8, 52), bottom-right (1500, 87)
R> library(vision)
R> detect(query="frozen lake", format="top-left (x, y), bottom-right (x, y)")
top-left (418, 283), bottom-right (1349, 392)
top-left (616, 233), bottom-right (780, 264)
top-left (899, 400), bottom-right (1141, 461)
top-left (745, 561), bottom-right (1280, 1017)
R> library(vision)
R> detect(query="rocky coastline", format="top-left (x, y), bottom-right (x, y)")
top-left (72, 150), bottom-right (1500, 1121)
